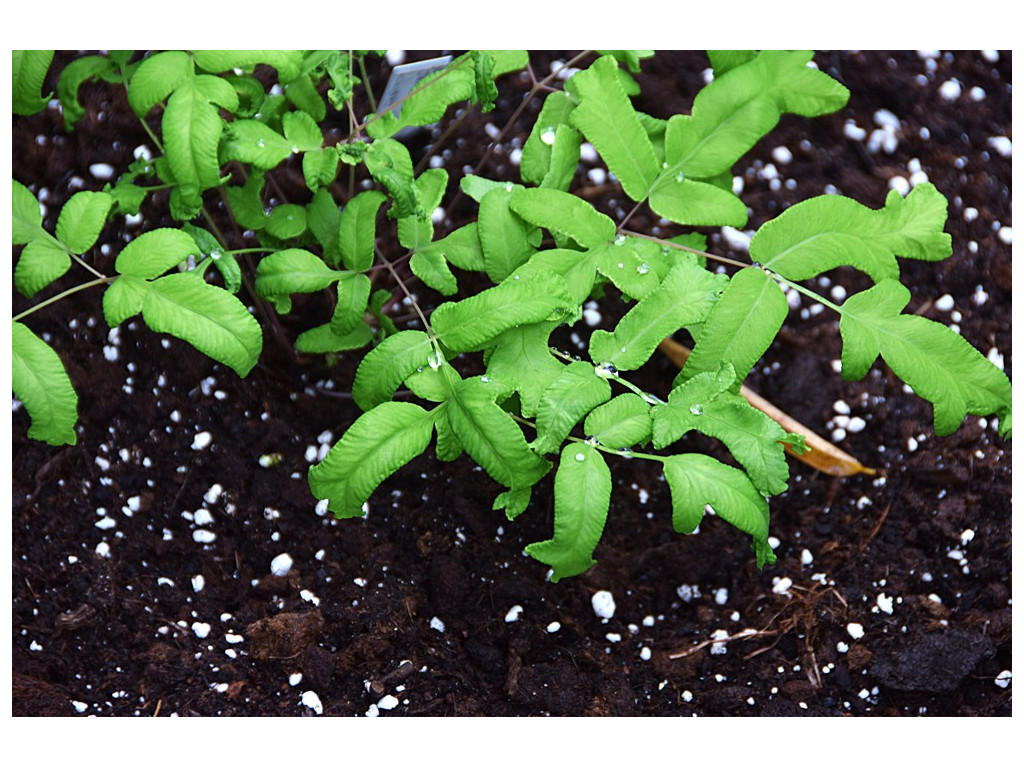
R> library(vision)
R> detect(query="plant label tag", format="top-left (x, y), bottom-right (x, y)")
top-left (378, 55), bottom-right (454, 119)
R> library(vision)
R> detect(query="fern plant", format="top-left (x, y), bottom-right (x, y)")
top-left (12, 50), bottom-right (1012, 581)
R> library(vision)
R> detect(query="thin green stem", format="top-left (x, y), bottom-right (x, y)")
top-left (618, 228), bottom-right (752, 271)
top-left (357, 53), bottom-right (377, 114)
top-left (13, 277), bottom-right (111, 322)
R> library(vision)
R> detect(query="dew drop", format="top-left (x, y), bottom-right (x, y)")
top-left (574, 452), bottom-right (586, 462)
top-left (614, 234), bottom-right (627, 246)
top-left (541, 127), bottom-right (556, 145)
top-left (689, 404), bottom-right (703, 415)
top-left (676, 171), bottom-right (685, 182)
top-left (427, 350), bottom-right (443, 369)
top-left (256, 139), bottom-right (265, 148)
top-left (637, 262), bottom-right (650, 275)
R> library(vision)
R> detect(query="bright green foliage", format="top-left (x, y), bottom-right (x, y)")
top-left (139, 273), bottom-right (263, 377)
top-left (531, 362), bottom-right (612, 455)
top-left (839, 280), bottom-right (1012, 438)
top-left (339, 190), bottom-right (387, 271)
top-left (15, 189), bottom-right (113, 297)
top-left (13, 50), bottom-right (1012, 583)
top-left (445, 377), bottom-right (551, 493)
top-left (309, 401), bottom-right (436, 518)
top-left (57, 54), bottom-right (116, 130)
top-left (525, 444), bottom-right (612, 581)
top-left (679, 266), bottom-right (789, 387)
top-left (12, 322), bottom-right (78, 446)
top-left (478, 185), bottom-right (537, 282)
top-left (565, 54), bottom-right (661, 202)
top-left (663, 50), bottom-right (849, 181)
top-left (13, 50), bottom-right (54, 115)
top-left (661, 453), bottom-right (775, 568)
top-left (589, 260), bottom-right (725, 370)
top-left (431, 271), bottom-right (575, 352)
top-left (751, 183), bottom-right (951, 283)
top-left (585, 394), bottom-right (653, 449)
top-left (509, 187), bottom-right (616, 249)
top-left (654, 364), bottom-right (796, 496)
top-left (352, 331), bottom-right (435, 411)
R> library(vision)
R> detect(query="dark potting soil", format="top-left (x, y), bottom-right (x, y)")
top-left (11, 51), bottom-right (1012, 716)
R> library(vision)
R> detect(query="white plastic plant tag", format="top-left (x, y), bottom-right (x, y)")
top-left (378, 55), bottom-right (454, 119)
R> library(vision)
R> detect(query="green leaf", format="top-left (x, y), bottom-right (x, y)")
top-left (478, 186), bottom-right (535, 282)
top-left (648, 175), bottom-right (747, 228)
top-left (584, 393), bottom-right (653, 449)
top-left (255, 248), bottom-right (341, 297)
top-left (471, 51), bottom-right (498, 112)
top-left (114, 227), bottom-right (198, 278)
top-left (431, 271), bottom-right (575, 353)
top-left (539, 124), bottom-right (583, 191)
top-left (302, 149), bottom-right (339, 192)
top-left (221, 119), bottom-right (294, 168)
top-left (418, 223), bottom-right (485, 273)
top-left (707, 50), bottom-right (758, 75)
top-left (565, 54), bottom-right (661, 202)
top-left (493, 486), bottom-right (531, 520)
top-left (143, 273), bottom-right (262, 377)
top-left (589, 261), bottom-right (725, 370)
top-left (56, 54), bottom-right (115, 130)
top-left (284, 74), bottom-right (326, 122)
top-left (352, 330), bottom-right (436, 411)
top-left (484, 322), bottom-right (565, 417)
top-left (410, 246), bottom-right (458, 296)
top-left (664, 50), bottom-right (848, 180)
top-left (225, 169), bottom-right (267, 230)
top-left (163, 77), bottom-right (233, 217)
top-left (751, 184), bottom-right (952, 283)
top-left (509, 187), bottom-right (615, 249)
top-left (398, 168), bottom-right (447, 250)
top-left (654, 366), bottom-right (792, 496)
top-left (13, 50), bottom-right (54, 115)
top-left (282, 109), bottom-right (324, 151)
top-left (363, 139), bottom-right (419, 219)
top-left (339, 190), bottom-right (387, 272)
top-left (264, 204), bottom-right (307, 239)
top-left (446, 378), bottom-right (551, 490)
top-left (191, 50), bottom-right (304, 84)
top-left (12, 322), bottom-right (78, 446)
top-left (102, 274), bottom-right (150, 327)
top-left (330, 272), bottom-right (371, 336)
top-left (14, 239), bottom-right (69, 297)
top-left (368, 59), bottom-right (474, 139)
top-left (127, 50), bottom-right (192, 117)
top-left (839, 280), bottom-right (1012, 436)
top-left (661, 453), bottom-right (775, 568)
top-left (306, 188), bottom-right (342, 265)
top-left (55, 191), bottom-right (113, 254)
top-left (513, 247), bottom-right (598, 307)
top-left (295, 322), bottom-right (372, 354)
top-left (531, 361), bottom-right (611, 455)
top-left (308, 402), bottom-right (435, 518)
top-left (521, 91), bottom-right (577, 185)
top-left (525, 444), bottom-right (611, 581)
top-left (13, 180), bottom-right (43, 245)
top-left (222, 74), bottom-right (265, 118)
top-left (680, 267), bottom-right (788, 387)
top-left (593, 240), bottom-right (660, 301)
